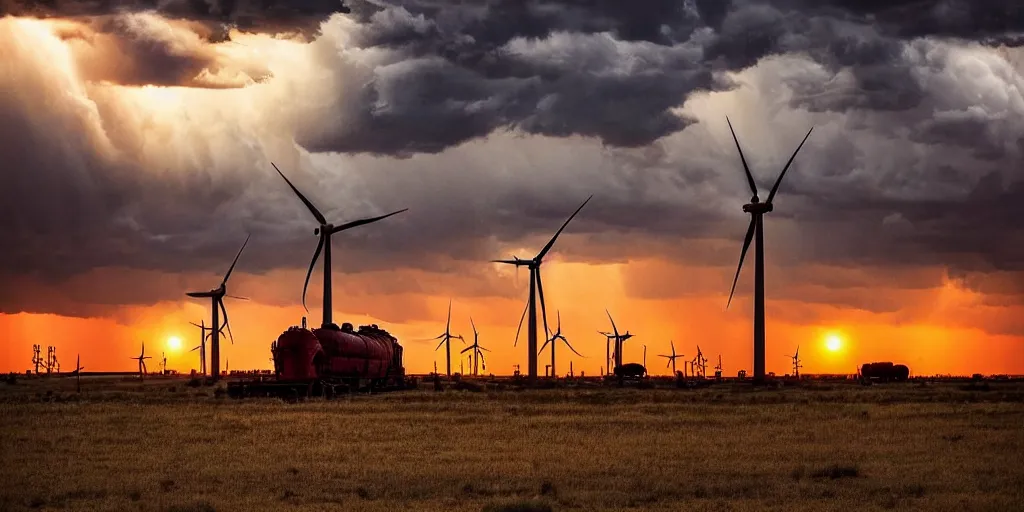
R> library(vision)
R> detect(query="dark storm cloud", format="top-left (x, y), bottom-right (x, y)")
top-left (2, 0), bottom-right (1024, 322)
top-left (0, 0), bottom-right (352, 36)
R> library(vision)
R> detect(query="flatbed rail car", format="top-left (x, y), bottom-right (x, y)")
top-left (227, 321), bottom-right (411, 399)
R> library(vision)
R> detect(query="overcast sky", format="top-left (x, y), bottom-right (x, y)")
top-left (1, 0), bottom-right (1022, 373)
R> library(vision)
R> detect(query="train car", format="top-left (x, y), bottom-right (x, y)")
top-left (228, 320), bottom-right (408, 398)
top-left (859, 362), bottom-right (910, 383)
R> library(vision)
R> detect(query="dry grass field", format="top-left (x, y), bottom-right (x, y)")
top-left (2, 377), bottom-right (1023, 511)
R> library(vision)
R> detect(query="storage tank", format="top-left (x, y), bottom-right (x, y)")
top-left (275, 326), bottom-right (324, 380)
top-left (313, 322), bottom-right (398, 380)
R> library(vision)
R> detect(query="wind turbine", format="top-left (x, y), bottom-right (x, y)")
top-left (272, 163), bottom-right (408, 328)
top-left (599, 310), bottom-right (633, 373)
top-left (189, 320), bottom-right (211, 375)
top-left (694, 345), bottom-right (708, 378)
top-left (787, 345), bottom-right (802, 378)
top-left (539, 311), bottom-right (583, 379)
top-left (71, 354), bottom-right (84, 393)
top-left (460, 318), bottom-right (489, 377)
top-left (493, 195), bottom-right (592, 381)
top-left (658, 340), bottom-right (684, 375)
top-left (131, 342), bottom-right (152, 382)
top-left (185, 234), bottom-right (250, 382)
top-left (431, 300), bottom-right (464, 378)
top-left (724, 117), bottom-right (813, 383)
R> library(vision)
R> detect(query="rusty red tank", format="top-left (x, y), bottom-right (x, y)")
top-left (273, 321), bottom-right (405, 383)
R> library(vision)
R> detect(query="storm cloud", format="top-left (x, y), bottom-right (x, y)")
top-left (1, 0), bottom-right (1023, 326)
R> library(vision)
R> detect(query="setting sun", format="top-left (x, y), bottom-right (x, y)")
top-left (167, 336), bottom-right (182, 351)
top-left (825, 334), bottom-right (843, 352)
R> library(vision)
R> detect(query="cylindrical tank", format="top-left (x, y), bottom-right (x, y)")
top-left (275, 327), bottom-right (324, 380)
top-left (313, 323), bottom-right (397, 379)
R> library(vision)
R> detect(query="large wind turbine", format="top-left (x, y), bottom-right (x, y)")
top-left (460, 317), bottom-right (489, 376)
top-left (724, 117), bottom-right (813, 383)
top-left (493, 195), bottom-right (592, 381)
top-left (186, 234), bottom-right (249, 382)
top-left (539, 311), bottom-right (583, 379)
top-left (272, 163), bottom-right (408, 328)
top-left (431, 300), bottom-right (464, 378)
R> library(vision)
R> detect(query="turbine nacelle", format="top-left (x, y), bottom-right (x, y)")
top-left (743, 202), bottom-right (773, 214)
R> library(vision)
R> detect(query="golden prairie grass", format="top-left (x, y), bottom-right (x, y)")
top-left (1, 378), bottom-right (1022, 511)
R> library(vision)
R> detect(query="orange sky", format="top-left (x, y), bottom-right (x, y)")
top-left (3, 260), bottom-right (1022, 376)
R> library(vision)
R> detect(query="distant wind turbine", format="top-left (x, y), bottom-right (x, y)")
top-left (724, 117), bottom-right (813, 382)
top-left (131, 342), bottom-right (152, 382)
top-left (658, 340), bottom-right (684, 375)
top-left (493, 195), bottom-right (592, 381)
top-left (539, 311), bottom-right (583, 379)
top-left (599, 310), bottom-right (633, 374)
top-left (460, 318), bottom-right (489, 377)
top-left (431, 300), bottom-right (464, 378)
top-left (185, 234), bottom-right (250, 382)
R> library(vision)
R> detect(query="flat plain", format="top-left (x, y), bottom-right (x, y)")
top-left (2, 376), bottom-right (1023, 512)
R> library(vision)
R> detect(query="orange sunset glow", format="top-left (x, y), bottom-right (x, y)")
top-left (3, 261), bottom-right (1022, 376)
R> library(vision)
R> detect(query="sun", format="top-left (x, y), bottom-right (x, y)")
top-left (825, 334), bottom-right (843, 352)
top-left (167, 336), bottom-right (183, 351)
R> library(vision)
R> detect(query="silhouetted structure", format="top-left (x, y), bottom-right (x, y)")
top-left (658, 340), bottom-right (684, 375)
top-left (71, 354), bottom-right (84, 392)
top-left (493, 196), bottom-right (592, 382)
top-left (788, 345), bottom-right (803, 378)
top-left (724, 117), bottom-right (813, 383)
top-left (860, 362), bottom-right (910, 382)
top-left (539, 311), bottom-right (582, 378)
top-left (460, 318), bottom-right (489, 377)
top-left (600, 310), bottom-right (634, 374)
top-left (431, 300), bottom-right (464, 378)
top-left (272, 162), bottom-right (407, 328)
top-left (189, 320), bottom-right (211, 375)
top-left (185, 234), bottom-right (249, 382)
top-left (131, 342), bottom-right (152, 382)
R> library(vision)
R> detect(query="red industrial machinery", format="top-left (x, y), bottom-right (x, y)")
top-left (227, 320), bottom-right (409, 398)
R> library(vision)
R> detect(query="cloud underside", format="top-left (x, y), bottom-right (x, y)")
top-left (0, 0), bottom-right (1023, 328)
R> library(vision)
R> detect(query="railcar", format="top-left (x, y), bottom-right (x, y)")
top-left (227, 320), bottom-right (409, 398)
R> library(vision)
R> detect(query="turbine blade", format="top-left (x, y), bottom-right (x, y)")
top-left (535, 269), bottom-right (550, 343)
top-left (446, 299), bottom-right (452, 333)
top-left (470, 317), bottom-right (477, 336)
top-left (605, 309), bottom-right (619, 338)
top-left (671, 339), bottom-right (675, 356)
top-left (272, 162), bottom-right (326, 225)
top-left (189, 322), bottom-right (203, 328)
top-left (536, 195), bottom-right (593, 260)
top-left (186, 291), bottom-right (214, 298)
top-left (301, 234), bottom-right (325, 313)
top-left (538, 337), bottom-right (551, 353)
top-left (726, 117), bottom-right (758, 196)
top-left (460, 345), bottom-right (473, 354)
top-left (220, 233), bottom-right (250, 286)
top-left (479, 346), bottom-right (490, 352)
top-left (191, 345), bottom-right (201, 352)
top-left (218, 298), bottom-right (234, 344)
top-left (562, 337), bottom-right (584, 357)
top-left (766, 127), bottom-right (814, 204)
top-left (226, 295), bottom-right (249, 301)
top-left (513, 299), bottom-right (528, 347)
top-left (727, 217), bottom-right (756, 310)
top-left (330, 208), bottom-right (408, 234)
top-left (492, 259), bottom-right (522, 265)
top-left (435, 337), bottom-right (446, 351)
